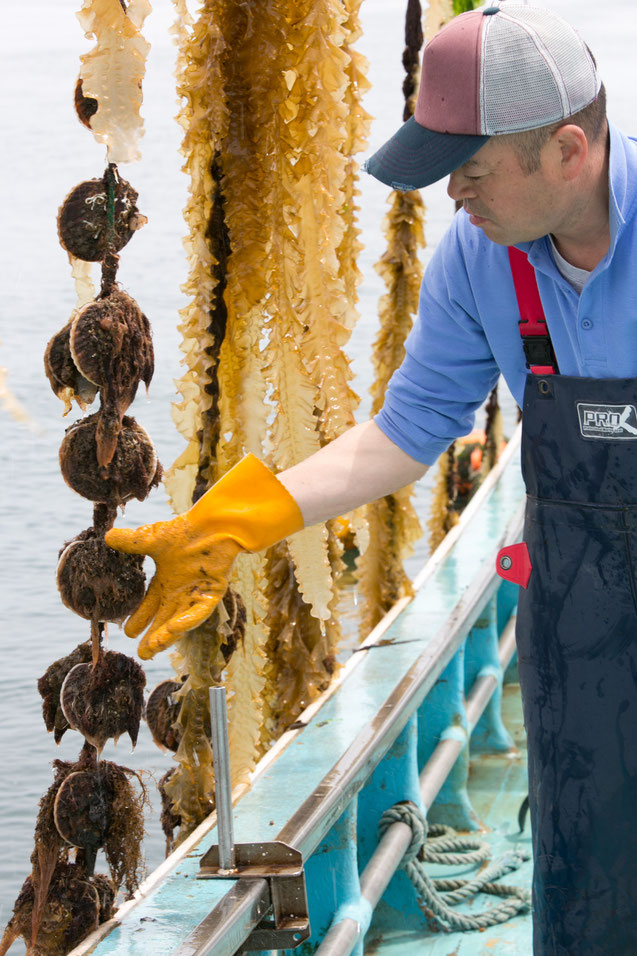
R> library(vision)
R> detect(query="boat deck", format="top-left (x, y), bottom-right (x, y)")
top-left (366, 682), bottom-right (532, 955)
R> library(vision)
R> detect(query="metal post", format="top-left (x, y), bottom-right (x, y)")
top-left (209, 686), bottom-right (237, 873)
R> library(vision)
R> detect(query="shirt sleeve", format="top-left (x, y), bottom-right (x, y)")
top-left (375, 216), bottom-right (501, 464)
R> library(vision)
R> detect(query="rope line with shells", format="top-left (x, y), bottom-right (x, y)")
top-left (0, 3), bottom-right (159, 954)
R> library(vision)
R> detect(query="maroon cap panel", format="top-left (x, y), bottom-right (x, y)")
top-left (415, 11), bottom-right (484, 135)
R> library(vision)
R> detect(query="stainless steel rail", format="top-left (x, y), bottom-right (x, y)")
top-left (172, 502), bottom-right (525, 956)
top-left (315, 613), bottom-right (519, 955)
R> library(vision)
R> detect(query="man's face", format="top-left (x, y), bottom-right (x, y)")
top-left (447, 136), bottom-right (565, 246)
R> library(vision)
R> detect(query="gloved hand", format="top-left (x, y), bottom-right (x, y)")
top-left (104, 454), bottom-right (304, 659)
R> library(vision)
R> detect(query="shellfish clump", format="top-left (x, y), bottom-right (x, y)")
top-left (56, 529), bottom-right (145, 623)
top-left (0, 863), bottom-right (115, 956)
top-left (59, 414), bottom-right (161, 504)
top-left (69, 289), bottom-right (154, 466)
top-left (70, 290), bottom-right (153, 397)
top-left (60, 650), bottom-right (146, 750)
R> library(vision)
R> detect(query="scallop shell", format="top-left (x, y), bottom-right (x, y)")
top-left (144, 679), bottom-right (184, 752)
top-left (57, 174), bottom-right (145, 262)
top-left (44, 322), bottom-right (98, 413)
top-left (69, 289), bottom-right (153, 393)
top-left (53, 771), bottom-right (110, 857)
top-left (157, 768), bottom-right (181, 855)
top-left (59, 414), bottom-right (161, 504)
top-left (56, 530), bottom-right (145, 623)
top-left (37, 641), bottom-right (93, 743)
top-left (60, 652), bottom-right (146, 750)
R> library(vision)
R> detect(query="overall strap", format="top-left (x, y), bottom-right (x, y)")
top-left (507, 246), bottom-right (558, 375)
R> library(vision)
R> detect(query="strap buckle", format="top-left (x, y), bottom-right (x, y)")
top-left (520, 334), bottom-right (558, 373)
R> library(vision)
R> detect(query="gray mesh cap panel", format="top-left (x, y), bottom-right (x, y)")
top-left (480, 6), bottom-right (600, 135)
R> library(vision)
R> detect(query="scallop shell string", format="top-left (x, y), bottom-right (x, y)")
top-left (2, 4), bottom-right (156, 953)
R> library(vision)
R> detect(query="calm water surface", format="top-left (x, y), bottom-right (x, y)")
top-left (1, 0), bottom-right (635, 941)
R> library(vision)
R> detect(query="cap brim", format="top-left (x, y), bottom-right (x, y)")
top-left (364, 115), bottom-right (489, 190)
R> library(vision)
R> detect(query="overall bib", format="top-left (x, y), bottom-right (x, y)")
top-left (500, 250), bottom-right (637, 955)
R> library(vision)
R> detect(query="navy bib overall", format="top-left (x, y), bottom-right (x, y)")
top-left (503, 250), bottom-right (637, 954)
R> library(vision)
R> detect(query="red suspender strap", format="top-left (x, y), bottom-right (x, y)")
top-left (507, 246), bottom-right (558, 375)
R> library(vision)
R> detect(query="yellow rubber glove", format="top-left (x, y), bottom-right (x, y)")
top-left (104, 455), bottom-right (304, 659)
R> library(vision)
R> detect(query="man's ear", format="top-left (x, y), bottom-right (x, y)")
top-left (551, 124), bottom-right (588, 181)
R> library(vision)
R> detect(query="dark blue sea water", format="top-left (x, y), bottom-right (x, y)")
top-left (0, 0), bottom-right (634, 946)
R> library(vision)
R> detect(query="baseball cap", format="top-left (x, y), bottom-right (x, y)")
top-left (364, 3), bottom-right (601, 191)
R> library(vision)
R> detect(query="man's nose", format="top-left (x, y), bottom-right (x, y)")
top-left (447, 170), bottom-right (475, 202)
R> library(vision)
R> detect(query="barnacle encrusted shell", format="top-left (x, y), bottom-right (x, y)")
top-left (56, 529), bottom-right (145, 623)
top-left (60, 651), bottom-right (146, 750)
top-left (44, 322), bottom-right (99, 414)
top-left (57, 174), bottom-right (146, 262)
top-left (70, 289), bottom-right (155, 468)
top-left (59, 414), bottom-right (161, 504)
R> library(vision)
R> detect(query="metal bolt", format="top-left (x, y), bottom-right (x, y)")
top-left (499, 555), bottom-right (512, 571)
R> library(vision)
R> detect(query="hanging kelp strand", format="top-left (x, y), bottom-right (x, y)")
top-left (164, 0), bottom-right (227, 514)
top-left (428, 445), bottom-right (460, 552)
top-left (159, 594), bottom-right (244, 842)
top-left (481, 385), bottom-right (505, 476)
top-left (159, 0), bottom-right (371, 829)
top-left (356, 0), bottom-right (425, 635)
top-left (76, 0), bottom-right (152, 164)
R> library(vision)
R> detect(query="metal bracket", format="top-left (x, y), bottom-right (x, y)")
top-left (198, 840), bottom-right (310, 951)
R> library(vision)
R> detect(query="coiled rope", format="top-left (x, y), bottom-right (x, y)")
top-left (378, 802), bottom-right (531, 932)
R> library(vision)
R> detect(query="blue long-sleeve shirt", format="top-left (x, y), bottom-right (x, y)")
top-left (375, 123), bottom-right (637, 464)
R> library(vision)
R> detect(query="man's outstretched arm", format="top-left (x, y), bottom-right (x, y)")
top-left (278, 419), bottom-right (428, 527)
top-left (105, 419), bottom-right (428, 658)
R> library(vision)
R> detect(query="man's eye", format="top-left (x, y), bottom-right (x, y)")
top-left (465, 174), bottom-right (485, 181)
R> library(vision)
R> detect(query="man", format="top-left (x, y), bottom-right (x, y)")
top-left (107, 5), bottom-right (637, 953)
